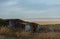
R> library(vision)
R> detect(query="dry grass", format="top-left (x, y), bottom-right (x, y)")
top-left (0, 27), bottom-right (11, 35)
top-left (15, 32), bottom-right (60, 39)
top-left (33, 32), bottom-right (60, 39)
top-left (0, 27), bottom-right (60, 39)
top-left (35, 22), bottom-right (60, 25)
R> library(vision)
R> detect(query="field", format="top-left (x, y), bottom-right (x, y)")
top-left (35, 21), bottom-right (60, 25)
top-left (0, 31), bottom-right (60, 39)
top-left (0, 23), bottom-right (60, 39)
top-left (0, 21), bottom-right (60, 39)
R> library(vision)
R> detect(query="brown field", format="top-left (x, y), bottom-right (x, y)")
top-left (24, 18), bottom-right (60, 25)
top-left (0, 26), bottom-right (60, 39)
top-left (35, 21), bottom-right (60, 25)
top-left (0, 19), bottom-right (60, 39)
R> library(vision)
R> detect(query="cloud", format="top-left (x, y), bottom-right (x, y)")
top-left (0, 0), bottom-right (60, 19)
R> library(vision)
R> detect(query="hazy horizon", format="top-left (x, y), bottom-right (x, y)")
top-left (22, 18), bottom-right (60, 22)
top-left (1, 18), bottom-right (60, 22)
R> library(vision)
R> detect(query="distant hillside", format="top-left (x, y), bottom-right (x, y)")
top-left (35, 22), bottom-right (60, 25)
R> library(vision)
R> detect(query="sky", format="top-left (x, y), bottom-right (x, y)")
top-left (0, 0), bottom-right (60, 19)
